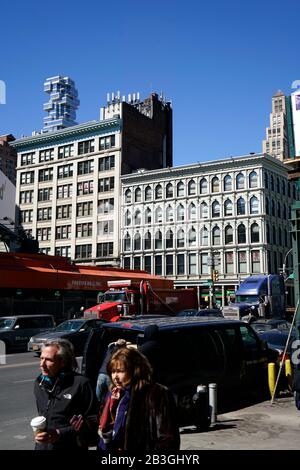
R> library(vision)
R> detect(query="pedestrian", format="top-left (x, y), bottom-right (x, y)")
top-left (98, 346), bottom-right (180, 453)
top-left (96, 338), bottom-right (127, 404)
top-left (33, 338), bottom-right (99, 450)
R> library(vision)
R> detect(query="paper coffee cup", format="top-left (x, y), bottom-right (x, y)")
top-left (30, 416), bottom-right (47, 435)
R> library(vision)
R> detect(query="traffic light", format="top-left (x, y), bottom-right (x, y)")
top-left (213, 270), bottom-right (219, 281)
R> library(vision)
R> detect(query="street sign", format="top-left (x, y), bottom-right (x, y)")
top-left (203, 280), bottom-right (213, 286)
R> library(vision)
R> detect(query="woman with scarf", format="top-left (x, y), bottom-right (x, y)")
top-left (98, 347), bottom-right (180, 453)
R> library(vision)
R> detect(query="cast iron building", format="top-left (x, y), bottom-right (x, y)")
top-left (12, 92), bottom-right (172, 265)
top-left (120, 153), bottom-right (297, 306)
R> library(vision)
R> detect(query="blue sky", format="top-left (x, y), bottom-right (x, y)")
top-left (0, 0), bottom-right (299, 166)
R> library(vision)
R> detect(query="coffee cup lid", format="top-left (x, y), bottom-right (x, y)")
top-left (31, 416), bottom-right (46, 427)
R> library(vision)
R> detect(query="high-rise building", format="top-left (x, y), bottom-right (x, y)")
top-left (43, 76), bottom-right (80, 133)
top-left (12, 92), bottom-right (172, 265)
top-left (262, 90), bottom-right (290, 161)
top-left (0, 134), bottom-right (17, 184)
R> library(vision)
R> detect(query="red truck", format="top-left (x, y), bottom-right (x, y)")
top-left (83, 279), bottom-right (198, 322)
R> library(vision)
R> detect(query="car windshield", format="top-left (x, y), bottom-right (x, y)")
top-left (235, 295), bottom-right (259, 303)
top-left (101, 292), bottom-right (128, 303)
top-left (54, 320), bottom-right (85, 332)
top-left (177, 310), bottom-right (198, 317)
top-left (0, 318), bottom-right (14, 329)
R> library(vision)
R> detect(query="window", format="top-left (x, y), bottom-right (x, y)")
top-left (177, 229), bottom-right (185, 248)
top-left (271, 200), bottom-right (275, 217)
top-left (250, 223), bottom-right (259, 243)
top-left (224, 175), bottom-right (232, 191)
top-left (200, 227), bottom-right (208, 246)
top-left (37, 207), bottom-right (52, 221)
top-left (188, 180), bottom-right (196, 195)
top-left (124, 233), bottom-right (131, 251)
top-left (77, 222), bottom-right (93, 237)
top-left (225, 225), bottom-right (233, 244)
top-left (270, 175), bottom-right (274, 191)
top-left (134, 233), bottom-right (141, 250)
top-left (57, 184), bottom-right (72, 199)
top-left (188, 253), bottom-right (197, 275)
top-left (20, 171), bottom-right (34, 185)
top-left (125, 189), bottom-right (132, 203)
top-left (264, 172), bottom-right (268, 189)
top-left (237, 224), bottom-right (246, 244)
top-left (188, 203), bottom-right (196, 220)
top-left (251, 250), bottom-right (260, 273)
top-left (211, 177), bottom-right (220, 193)
top-left (97, 220), bottom-right (113, 236)
top-left (249, 171), bottom-right (258, 188)
top-left (277, 201), bottom-right (281, 218)
top-left (166, 183), bottom-right (173, 198)
top-left (134, 257), bottom-right (141, 271)
top-left (39, 148), bottom-right (54, 162)
top-left (20, 209), bottom-right (33, 223)
top-left (155, 184), bottom-right (162, 199)
top-left (145, 186), bottom-right (152, 201)
top-left (77, 201), bottom-right (93, 217)
top-left (155, 207), bottom-right (163, 223)
top-left (236, 173), bottom-right (245, 189)
top-left (144, 256), bottom-right (152, 273)
top-left (212, 226), bottom-right (221, 245)
top-left (201, 253), bottom-right (208, 274)
top-left (225, 252), bottom-right (234, 274)
top-left (77, 181), bottom-right (94, 195)
top-left (55, 225), bottom-right (71, 240)
top-left (250, 196), bottom-right (259, 214)
top-left (98, 198), bottom-right (114, 214)
top-left (155, 255), bottom-right (162, 275)
top-left (177, 204), bottom-right (185, 222)
top-left (238, 251), bottom-right (247, 273)
top-left (188, 227), bottom-right (196, 247)
top-left (224, 199), bottom-right (233, 216)
top-left (58, 144), bottom-right (74, 159)
top-left (39, 168), bottom-right (53, 182)
top-left (97, 242), bottom-right (114, 258)
top-left (200, 202), bottom-right (208, 219)
top-left (265, 197), bottom-right (269, 215)
top-left (20, 190), bottom-right (33, 204)
top-left (166, 206), bottom-right (174, 223)
top-left (58, 164), bottom-right (73, 179)
top-left (78, 139), bottom-right (95, 155)
top-left (37, 227), bottom-right (51, 241)
top-left (98, 177), bottom-right (114, 192)
top-left (56, 205), bottom-right (72, 219)
top-left (144, 231), bottom-right (151, 250)
top-left (134, 210), bottom-right (142, 226)
top-left (98, 156), bottom-right (115, 172)
top-left (155, 230), bottom-right (163, 249)
top-left (99, 135), bottom-right (115, 150)
top-left (177, 181), bottom-right (185, 197)
top-left (237, 197), bottom-right (246, 215)
top-left (212, 201), bottom-right (220, 218)
top-left (145, 207), bottom-right (152, 224)
top-left (266, 224), bottom-right (270, 243)
top-left (166, 255), bottom-right (173, 275)
top-left (55, 246), bottom-right (71, 258)
top-left (125, 210), bottom-right (131, 226)
top-left (123, 257), bottom-right (131, 270)
top-left (134, 188), bottom-right (142, 203)
top-left (166, 229), bottom-right (174, 249)
top-left (200, 178), bottom-right (208, 194)
top-left (78, 160), bottom-right (94, 175)
top-left (21, 152), bottom-right (35, 166)
top-left (177, 254), bottom-right (185, 275)
top-left (75, 244), bottom-right (92, 259)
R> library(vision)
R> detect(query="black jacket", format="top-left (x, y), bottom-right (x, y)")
top-left (34, 371), bottom-right (99, 450)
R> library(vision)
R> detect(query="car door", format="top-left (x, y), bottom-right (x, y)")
top-left (13, 318), bottom-right (36, 350)
top-left (238, 324), bottom-right (268, 389)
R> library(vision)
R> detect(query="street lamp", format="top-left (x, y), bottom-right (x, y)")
top-left (282, 248), bottom-right (293, 278)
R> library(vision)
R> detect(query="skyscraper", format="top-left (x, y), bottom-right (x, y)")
top-left (43, 76), bottom-right (79, 133)
top-left (262, 90), bottom-right (289, 161)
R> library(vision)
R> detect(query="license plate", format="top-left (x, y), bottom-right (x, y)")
top-left (32, 345), bottom-right (40, 351)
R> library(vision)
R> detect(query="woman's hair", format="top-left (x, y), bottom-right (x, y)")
top-left (41, 338), bottom-right (78, 371)
top-left (107, 347), bottom-right (152, 391)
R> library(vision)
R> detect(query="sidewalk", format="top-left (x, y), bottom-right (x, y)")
top-left (180, 396), bottom-right (300, 450)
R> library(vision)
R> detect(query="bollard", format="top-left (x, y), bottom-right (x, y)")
top-left (268, 362), bottom-right (276, 398)
top-left (193, 385), bottom-right (210, 430)
top-left (285, 358), bottom-right (293, 391)
top-left (208, 383), bottom-right (217, 425)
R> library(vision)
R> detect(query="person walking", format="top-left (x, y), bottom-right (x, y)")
top-left (33, 338), bottom-right (99, 450)
top-left (98, 346), bottom-right (180, 453)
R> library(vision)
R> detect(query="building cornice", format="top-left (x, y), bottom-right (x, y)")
top-left (11, 119), bottom-right (121, 151)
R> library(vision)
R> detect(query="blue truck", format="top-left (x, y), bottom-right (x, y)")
top-left (222, 275), bottom-right (285, 321)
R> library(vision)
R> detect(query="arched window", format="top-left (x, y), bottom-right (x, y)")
top-left (282, 180), bottom-right (286, 196)
top-left (200, 227), bottom-right (208, 246)
top-left (266, 224), bottom-right (270, 243)
top-left (270, 175), bottom-right (274, 191)
top-left (166, 183), bottom-right (173, 198)
top-left (225, 225), bottom-right (233, 244)
top-left (134, 232), bottom-right (141, 250)
top-left (125, 210), bottom-right (131, 226)
top-left (155, 206), bottom-right (163, 223)
top-left (155, 230), bottom-right (162, 249)
top-left (200, 178), bottom-right (208, 194)
top-left (250, 196), bottom-right (259, 214)
top-left (177, 229), bottom-right (185, 248)
top-left (212, 177), bottom-right (220, 193)
top-left (155, 184), bottom-right (162, 199)
top-left (237, 224), bottom-right (246, 244)
top-left (212, 226), bottom-right (221, 245)
top-left (251, 223), bottom-right (259, 243)
top-left (188, 227), bottom-right (196, 247)
top-left (135, 187), bottom-right (141, 203)
top-left (236, 173), bottom-right (245, 190)
top-left (145, 186), bottom-right (152, 201)
top-left (224, 199), bottom-right (233, 216)
top-left (134, 210), bottom-right (141, 225)
top-left (249, 171), bottom-right (258, 188)
top-left (125, 189), bottom-right (132, 204)
top-left (271, 200), bottom-right (275, 216)
top-left (277, 201), bottom-right (281, 218)
top-left (276, 177), bottom-right (280, 193)
top-left (177, 204), bottom-right (185, 221)
top-left (144, 231), bottom-right (151, 250)
top-left (237, 197), bottom-right (246, 215)
top-left (166, 205), bottom-right (174, 222)
top-left (284, 228), bottom-right (288, 247)
top-left (124, 232), bottom-right (131, 251)
top-left (278, 228), bottom-right (282, 246)
top-left (166, 229), bottom-right (174, 249)
top-left (188, 180), bottom-right (196, 196)
top-left (145, 207), bottom-right (152, 224)
top-left (200, 202), bottom-right (208, 219)
top-left (283, 204), bottom-right (287, 220)
top-left (177, 181), bottom-right (185, 197)
top-left (212, 200), bottom-right (220, 218)
top-left (188, 203), bottom-right (196, 220)
top-left (272, 225), bottom-right (276, 245)
top-left (264, 172), bottom-right (268, 189)
top-left (265, 197), bottom-right (269, 215)
top-left (224, 175), bottom-right (232, 191)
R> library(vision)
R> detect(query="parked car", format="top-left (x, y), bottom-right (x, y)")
top-left (251, 319), bottom-right (293, 332)
top-left (176, 308), bottom-right (224, 318)
top-left (252, 326), bottom-right (297, 360)
top-left (0, 315), bottom-right (55, 353)
top-left (82, 316), bottom-right (278, 427)
top-left (28, 318), bottom-right (107, 356)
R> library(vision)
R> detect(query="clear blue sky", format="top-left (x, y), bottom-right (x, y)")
top-left (0, 0), bottom-right (299, 166)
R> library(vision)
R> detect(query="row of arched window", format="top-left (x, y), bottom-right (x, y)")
top-left (125, 171), bottom-right (259, 203)
top-left (264, 171), bottom-right (296, 198)
top-left (124, 197), bottom-right (260, 225)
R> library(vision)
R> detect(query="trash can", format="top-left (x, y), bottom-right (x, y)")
top-left (192, 385), bottom-right (210, 430)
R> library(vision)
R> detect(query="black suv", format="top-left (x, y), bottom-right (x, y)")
top-left (82, 316), bottom-right (277, 427)
top-left (0, 315), bottom-right (55, 352)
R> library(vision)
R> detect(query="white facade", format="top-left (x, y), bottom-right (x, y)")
top-left (291, 89), bottom-right (300, 157)
top-left (120, 154), bottom-right (296, 306)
